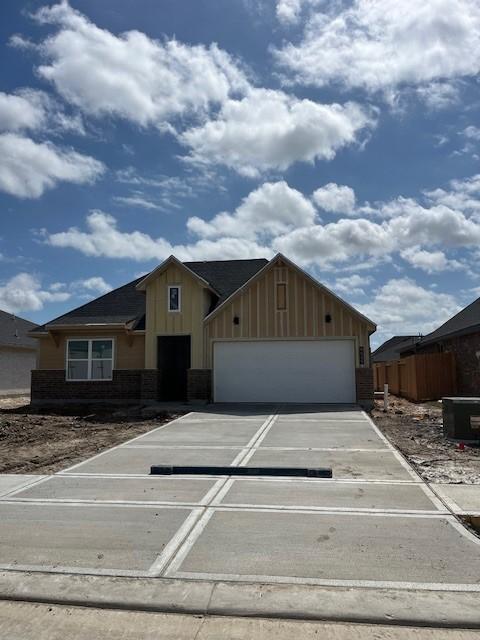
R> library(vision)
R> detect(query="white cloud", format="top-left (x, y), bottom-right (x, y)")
top-left (332, 274), bottom-right (372, 296)
top-left (33, 1), bottom-right (249, 129)
top-left (45, 210), bottom-right (271, 262)
top-left (43, 173), bottom-right (480, 271)
top-left (75, 276), bottom-right (112, 295)
top-left (275, 0), bottom-right (480, 98)
top-left (416, 81), bottom-right (460, 110)
top-left (273, 217), bottom-right (392, 265)
top-left (0, 90), bottom-right (47, 132)
top-left (358, 278), bottom-right (461, 340)
top-left (312, 183), bottom-right (356, 214)
top-left (180, 89), bottom-right (375, 176)
top-left (0, 88), bottom-right (85, 136)
top-left (424, 174), bottom-right (480, 213)
top-left (400, 246), bottom-right (462, 273)
top-left (0, 273), bottom-right (70, 314)
top-left (187, 181), bottom-right (316, 239)
top-left (463, 125), bottom-right (480, 141)
top-left (0, 133), bottom-right (105, 198)
top-left (113, 193), bottom-right (165, 211)
top-left (276, 0), bottom-right (321, 24)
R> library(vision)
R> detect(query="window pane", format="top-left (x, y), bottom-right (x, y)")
top-left (67, 360), bottom-right (89, 380)
top-left (91, 359), bottom-right (112, 380)
top-left (68, 340), bottom-right (89, 359)
top-left (169, 287), bottom-right (179, 311)
top-left (91, 340), bottom-right (112, 359)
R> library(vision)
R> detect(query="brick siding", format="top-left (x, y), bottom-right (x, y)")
top-left (355, 367), bottom-right (374, 410)
top-left (187, 369), bottom-right (212, 403)
top-left (31, 369), bottom-right (158, 403)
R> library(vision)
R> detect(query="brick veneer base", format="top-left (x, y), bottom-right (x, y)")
top-left (31, 369), bottom-right (159, 403)
top-left (187, 369), bottom-right (212, 403)
top-left (355, 367), bottom-right (374, 410)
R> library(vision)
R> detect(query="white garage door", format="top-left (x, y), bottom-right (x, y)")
top-left (213, 340), bottom-right (356, 403)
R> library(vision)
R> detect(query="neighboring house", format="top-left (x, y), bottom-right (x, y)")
top-left (29, 254), bottom-right (376, 406)
top-left (372, 336), bottom-right (419, 363)
top-left (0, 309), bottom-right (38, 396)
top-left (400, 296), bottom-right (480, 396)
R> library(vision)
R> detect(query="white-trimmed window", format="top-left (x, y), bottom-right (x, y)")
top-left (66, 339), bottom-right (114, 381)
top-left (168, 285), bottom-right (181, 312)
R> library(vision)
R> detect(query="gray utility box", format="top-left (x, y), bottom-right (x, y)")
top-left (443, 397), bottom-right (480, 441)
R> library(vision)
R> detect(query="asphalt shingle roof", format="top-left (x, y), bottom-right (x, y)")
top-left (372, 335), bottom-right (419, 363)
top-left (0, 309), bottom-right (38, 348)
top-left (32, 259), bottom-right (269, 332)
top-left (414, 296), bottom-right (480, 347)
top-left (185, 258), bottom-right (268, 304)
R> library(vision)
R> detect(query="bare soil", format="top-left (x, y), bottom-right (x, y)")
top-left (371, 395), bottom-right (480, 484)
top-left (0, 397), bottom-right (183, 474)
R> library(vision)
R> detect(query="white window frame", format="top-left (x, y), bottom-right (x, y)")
top-left (168, 285), bottom-right (181, 312)
top-left (66, 338), bottom-right (115, 381)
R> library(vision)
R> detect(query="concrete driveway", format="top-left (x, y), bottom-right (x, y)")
top-left (1, 405), bottom-right (480, 592)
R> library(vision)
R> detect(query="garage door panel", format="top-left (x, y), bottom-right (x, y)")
top-left (214, 340), bottom-right (355, 404)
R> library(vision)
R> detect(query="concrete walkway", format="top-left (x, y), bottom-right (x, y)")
top-left (1, 601), bottom-right (480, 640)
top-left (0, 404), bottom-right (480, 627)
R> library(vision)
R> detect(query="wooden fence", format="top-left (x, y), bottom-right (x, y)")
top-left (373, 352), bottom-right (456, 402)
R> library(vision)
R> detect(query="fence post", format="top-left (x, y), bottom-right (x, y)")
top-left (384, 384), bottom-right (389, 411)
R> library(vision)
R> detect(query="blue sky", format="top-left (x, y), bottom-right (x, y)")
top-left (1, 0), bottom-right (480, 346)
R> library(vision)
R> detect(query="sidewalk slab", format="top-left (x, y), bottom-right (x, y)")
top-left (219, 479), bottom-right (439, 511)
top-left (246, 449), bottom-right (414, 481)
top-left (66, 446), bottom-right (242, 475)
top-left (1, 601), bottom-right (480, 640)
top-left (174, 510), bottom-right (480, 585)
top-left (0, 475), bottom-right (45, 498)
top-left (432, 484), bottom-right (480, 514)
top-left (13, 475), bottom-right (217, 504)
top-left (0, 503), bottom-right (192, 572)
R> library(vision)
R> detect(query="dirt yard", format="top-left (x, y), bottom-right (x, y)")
top-left (0, 397), bottom-right (183, 474)
top-left (372, 395), bottom-right (480, 484)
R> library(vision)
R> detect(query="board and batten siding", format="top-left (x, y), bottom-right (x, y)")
top-left (144, 263), bottom-right (210, 369)
top-left (204, 259), bottom-right (371, 369)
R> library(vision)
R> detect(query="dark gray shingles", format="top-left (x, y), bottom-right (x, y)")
top-left (0, 309), bottom-right (38, 348)
top-left (31, 276), bottom-right (146, 332)
top-left (30, 259), bottom-right (269, 332)
top-left (416, 296), bottom-right (480, 346)
top-left (372, 336), bottom-right (418, 363)
top-left (185, 258), bottom-right (268, 304)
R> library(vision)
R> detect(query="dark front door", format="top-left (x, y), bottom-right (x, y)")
top-left (157, 336), bottom-right (191, 401)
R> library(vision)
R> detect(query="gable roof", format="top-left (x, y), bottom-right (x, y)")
top-left (372, 335), bottom-right (418, 363)
top-left (185, 258), bottom-right (269, 304)
top-left (204, 253), bottom-right (377, 329)
top-left (0, 309), bottom-right (38, 348)
top-left (411, 296), bottom-right (480, 349)
top-left (31, 258), bottom-right (269, 333)
top-left (31, 276), bottom-right (146, 333)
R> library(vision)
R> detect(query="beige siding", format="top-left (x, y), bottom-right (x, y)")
top-left (204, 258), bottom-right (372, 368)
top-left (37, 330), bottom-right (145, 370)
top-left (144, 264), bottom-right (209, 369)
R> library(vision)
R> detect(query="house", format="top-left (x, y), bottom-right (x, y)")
top-left (372, 336), bottom-right (419, 363)
top-left (0, 309), bottom-right (38, 396)
top-left (400, 296), bottom-right (480, 396)
top-left (29, 254), bottom-right (376, 406)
